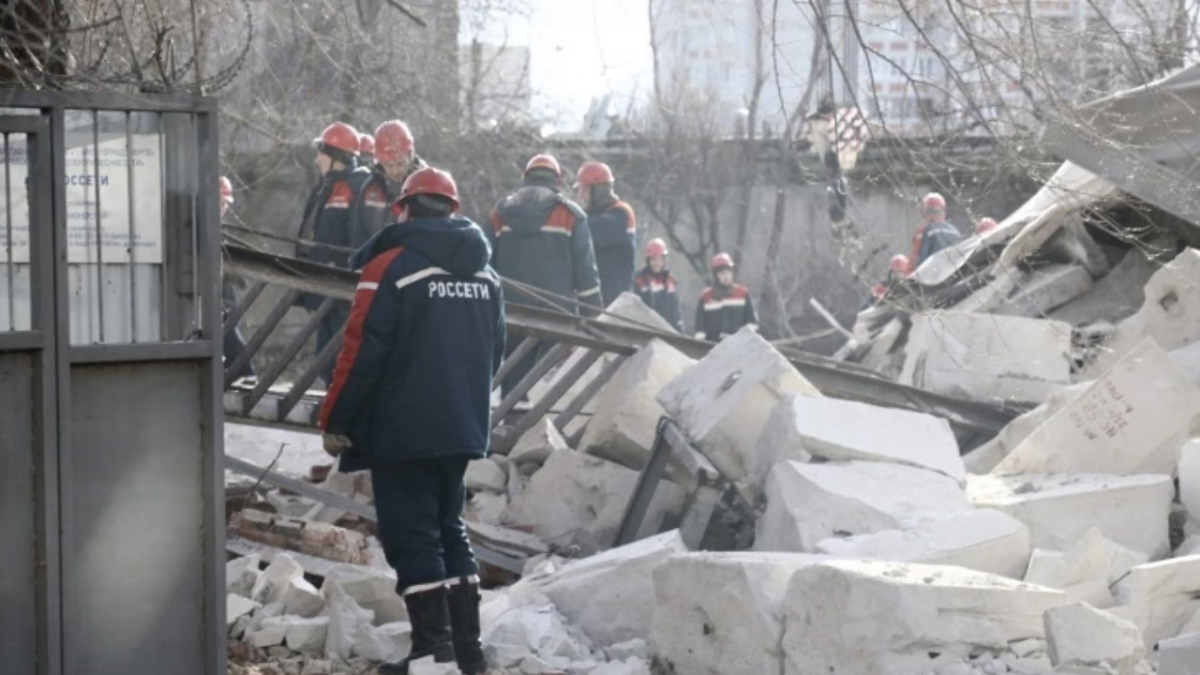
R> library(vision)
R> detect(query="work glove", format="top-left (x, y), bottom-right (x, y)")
top-left (322, 433), bottom-right (352, 457)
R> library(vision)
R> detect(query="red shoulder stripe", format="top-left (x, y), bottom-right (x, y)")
top-left (320, 247), bottom-right (405, 430)
top-left (545, 204), bottom-right (576, 233)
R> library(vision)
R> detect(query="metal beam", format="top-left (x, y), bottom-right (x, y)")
top-left (222, 244), bottom-right (1018, 435)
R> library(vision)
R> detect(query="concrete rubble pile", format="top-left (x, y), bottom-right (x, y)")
top-left (225, 289), bottom-right (1200, 675)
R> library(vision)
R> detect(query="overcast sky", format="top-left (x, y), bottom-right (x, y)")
top-left (464, 0), bottom-right (654, 131)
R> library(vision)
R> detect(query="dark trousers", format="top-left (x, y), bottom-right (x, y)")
top-left (221, 280), bottom-right (255, 380)
top-left (371, 456), bottom-right (478, 592)
top-left (316, 301), bottom-right (351, 388)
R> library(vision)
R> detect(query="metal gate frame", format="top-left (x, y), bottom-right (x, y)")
top-left (0, 89), bottom-right (224, 675)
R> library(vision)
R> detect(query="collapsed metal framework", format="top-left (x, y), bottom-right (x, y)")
top-left (219, 242), bottom-right (1018, 441)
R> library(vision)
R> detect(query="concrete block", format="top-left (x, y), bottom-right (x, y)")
top-left (995, 339), bottom-right (1200, 476)
top-left (1180, 440), bottom-right (1200, 524)
top-left (755, 460), bottom-right (971, 552)
top-left (750, 394), bottom-right (965, 496)
top-left (650, 552), bottom-right (833, 675)
top-left (227, 553), bottom-right (262, 599)
top-left (510, 417), bottom-right (569, 465)
top-left (227, 593), bottom-right (260, 629)
top-left (782, 560), bottom-right (1067, 675)
top-left (282, 576), bottom-right (325, 618)
top-left (320, 563), bottom-right (406, 625)
top-left (814, 509), bottom-right (1031, 579)
top-left (996, 264), bottom-right (1094, 318)
top-left (1045, 603), bottom-right (1145, 673)
top-left (967, 474), bottom-right (1174, 559)
top-left (580, 339), bottom-right (696, 471)
top-left (466, 458), bottom-right (507, 494)
top-left (324, 583), bottom-right (375, 661)
top-left (282, 616), bottom-right (329, 656)
top-left (745, 395), bottom-right (813, 505)
top-left (1052, 247), bottom-right (1160, 327)
top-left (963, 382), bottom-right (1091, 475)
top-left (1085, 248), bottom-right (1200, 377)
top-left (1169, 340), bottom-right (1200, 390)
top-left (251, 553), bottom-right (305, 605)
top-left (602, 292), bottom-right (679, 333)
top-left (1111, 556), bottom-right (1200, 647)
top-left (657, 326), bottom-right (821, 494)
top-left (249, 616), bottom-right (290, 648)
top-left (354, 621), bottom-right (411, 662)
top-left (901, 312), bottom-right (1072, 405)
top-left (503, 450), bottom-right (685, 555)
top-left (1158, 632), bottom-right (1200, 675)
top-left (513, 531), bottom-right (686, 647)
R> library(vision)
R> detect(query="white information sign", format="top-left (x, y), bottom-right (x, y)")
top-left (0, 132), bottom-right (164, 264)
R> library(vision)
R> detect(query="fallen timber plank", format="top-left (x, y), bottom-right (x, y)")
top-left (222, 244), bottom-right (1018, 435)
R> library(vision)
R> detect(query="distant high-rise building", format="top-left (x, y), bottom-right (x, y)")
top-left (461, 41), bottom-right (533, 125)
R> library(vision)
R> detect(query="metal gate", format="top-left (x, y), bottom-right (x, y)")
top-left (0, 91), bottom-right (224, 675)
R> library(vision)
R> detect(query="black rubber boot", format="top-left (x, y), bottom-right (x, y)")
top-left (378, 584), bottom-right (456, 675)
top-left (447, 576), bottom-right (489, 675)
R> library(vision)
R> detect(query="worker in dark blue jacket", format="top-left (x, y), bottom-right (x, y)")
top-left (909, 192), bottom-right (963, 268)
top-left (489, 154), bottom-right (601, 396)
top-left (575, 161), bottom-right (636, 306)
top-left (320, 168), bottom-right (505, 675)
top-left (633, 237), bottom-right (684, 332)
top-left (295, 121), bottom-right (371, 387)
top-left (348, 120), bottom-right (429, 256)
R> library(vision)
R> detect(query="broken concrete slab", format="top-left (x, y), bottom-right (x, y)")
top-left (1045, 603), bottom-right (1145, 673)
top-left (224, 422), bottom-right (333, 482)
top-left (251, 553), bottom-right (305, 605)
top-left (814, 509), bottom-right (1031, 579)
top-left (1111, 556), bottom-right (1200, 647)
top-left (1051, 247), bottom-right (1160, 327)
top-left (657, 326), bottom-right (822, 495)
top-left (227, 553), bottom-right (262, 599)
top-left (482, 601), bottom-right (594, 663)
top-left (994, 339), bottom-right (1200, 476)
top-left (354, 621), bottom-right (412, 662)
top-left (228, 593), bottom-right (261, 629)
top-left (468, 491), bottom-right (507, 527)
top-left (281, 616), bottom-right (330, 656)
top-left (465, 458), bottom-right (508, 494)
top-left (900, 312), bottom-right (1072, 405)
top-left (324, 583), bottom-right (375, 661)
top-left (650, 552), bottom-right (832, 675)
top-left (782, 560), bottom-right (1066, 675)
top-left (956, 268), bottom-right (1031, 315)
top-left (1158, 632), bottom-right (1200, 675)
top-left (962, 382), bottom-right (1091, 474)
top-left (248, 616), bottom-right (290, 648)
top-left (321, 564), bottom-right (406, 625)
top-left (580, 339), bottom-right (696, 471)
top-left (282, 576), bottom-right (325, 618)
top-left (604, 639), bottom-right (647, 662)
top-left (1085, 249), bottom-right (1200, 377)
top-left (510, 417), bottom-right (569, 465)
top-left (750, 394), bottom-right (965, 499)
top-left (513, 531), bottom-right (686, 648)
top-left (503, 450), bottom-right (685, 555)
top-left (1179, 440), bottom-right (1200, 524)
top-left (588, 658), bottom-right (651, 675)
top-left (996, 264), bottom-right (1094, 318)
top-left (755, 460), bottom-right (971, 552)
top-left (967, 474), bottom-right (1174, 559)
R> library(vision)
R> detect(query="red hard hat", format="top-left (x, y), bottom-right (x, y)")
top-left (576, 161), bottom-right (614, 187)
top-left (976, 217), bottom-right (999, 235)
top-left (922, 192), bottom-right (946, 209)
top-left (314, 122), bottom-right (360, 156)
top-left (399, 167), bottom-right (459, 210)
top-left (525, 154), bottom-right (562, 177)
top-left (374, 120), bottom-right (414, 164)
top-left (889, 254), bottom-right (912, 274)
top-left (219, 175), bottom-right (234, 203)
top-left (645, 237), bottom-right (668, 258)
top-left (711, 252), bottom-right (735, 270)
top-left (359, 133), bottom-right (375, 156)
